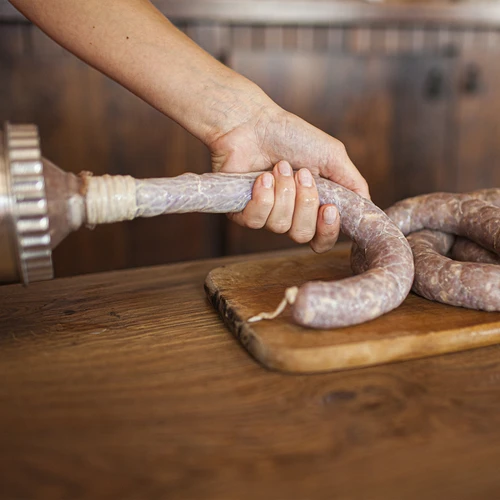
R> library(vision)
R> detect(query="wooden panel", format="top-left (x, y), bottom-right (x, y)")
top-left (389, 54), bottom-right (458, 197)
top-left (454, 49), bottom-right (500, 191)
top-left (225, 50), bottom-right (453, 255)
top-left (0, 25), bottom-right (215, 277)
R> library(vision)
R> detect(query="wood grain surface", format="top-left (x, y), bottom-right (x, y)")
top-left (1, 248), bottom-right (500, 499)
top-left (205, 245), bottom-right (500, 373)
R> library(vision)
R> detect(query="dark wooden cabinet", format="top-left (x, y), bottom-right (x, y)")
top-left (454, 49), bottom-right (500, 192)
top-left (1, 2), bottom-right (500, 274)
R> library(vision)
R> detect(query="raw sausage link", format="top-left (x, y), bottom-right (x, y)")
top-left (129, 173), bottom-right (414, 329)
top-left (384, 192), bottom-right (500, 254)
top-left (351, 190), bottom-right (500, 276)
top-left (448, 189), bottom-right (500, 264)
top-left (351, 188), bottom-right (500, 312)
top-left (292, 177), bottom-right (414, 328)
top-left (408, 230), bottom-right (500, 311)
top-left (451, 237), bottom-right (500, 265)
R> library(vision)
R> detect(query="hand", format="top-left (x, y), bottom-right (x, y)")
top-left (209, 99), bottom-right (370, 253)
top-left (227, 160), bottom-right (340, 253)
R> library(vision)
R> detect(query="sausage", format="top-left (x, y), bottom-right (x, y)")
top-left (407, 229), bottom-right (500, 311)
top-left (404, 190), bottom-right (500, 310)
top-left (384, 193), bottom-right (500, 254)
top-left (289, 177), bottom-right (414, 328)
top-left (451, 237), bottom-right (500, 265)
top-left (350, 188), bottom-right (500, 311)
top-left (449, 189), bottom-right (500, 265)
top-left (85, 172), bottom-right (414, 329)
top-left (351, 191), bottom-right (500, 275)
top-left (352, 189), bottom-right (500, 266)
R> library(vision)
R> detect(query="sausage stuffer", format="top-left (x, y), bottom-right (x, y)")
top-left (0, 121), bottom-right (258, 285)
top-left (0, 122), bottom-right (81, 284)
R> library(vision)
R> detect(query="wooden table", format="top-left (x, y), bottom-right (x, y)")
top-left (1, 247), bottom-right (500, 500)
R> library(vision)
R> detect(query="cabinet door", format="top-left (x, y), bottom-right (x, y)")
top-left (226, 50), bottom-right (454, 255)
top-left (454, 49), bottom-right (500, 192)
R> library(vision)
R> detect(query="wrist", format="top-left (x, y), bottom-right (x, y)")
top-left (199, 71), bottom-right (278, 147)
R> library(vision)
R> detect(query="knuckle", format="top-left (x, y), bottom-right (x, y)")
top-left (334, 139), bottom-right (347, 156)
top-left (257, 196), bottom-right (274, 209)
top-left (269, 220), bottom-right (292, 234)
top-left (290, 229), bottom-right (315, 244)
top-left (300, 194), bottom-right (319, 207)
top-left (246, 217), bottom-right (266, 230)
top-left (281, 185), bottom-right (296, 198)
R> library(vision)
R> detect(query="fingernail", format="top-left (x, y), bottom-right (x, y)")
top-left (278, 162), bottom-right (292, 177)
top-left (324, 206), bottom-right (337, 225)
top-left (298, 168), bottom-right (313, 187)
top-left (262, 173), bottom-right (273, 188)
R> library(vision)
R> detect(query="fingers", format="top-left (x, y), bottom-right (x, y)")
top-left (229, 161), bottom-right (298, 232)
top-left (229, 161), bottom-right (300, 235)
top-left (229, 161), bottom-right (339, 253)
top-left (310, 204), bottom-right (340, 253)
top-left (264, 162), bottom-right (296, 233)
top-left (227, 172), bottom-right (274, 229)
top-left (287, 168), bottom-right (319, 243)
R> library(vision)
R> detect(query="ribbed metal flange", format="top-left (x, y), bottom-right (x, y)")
top-left (5, 123), bottom-right (53, 284)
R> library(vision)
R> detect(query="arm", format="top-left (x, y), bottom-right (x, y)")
top-left (11, 0), bottom-right (369, 252)
top-left (10, 0), bottom-right (259, 145)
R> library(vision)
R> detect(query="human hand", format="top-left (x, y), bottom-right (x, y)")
top-left (209, 97), bottom-right (370, 253)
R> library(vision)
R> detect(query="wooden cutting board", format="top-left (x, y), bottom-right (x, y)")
top-left (205, 245), bottom-right (500, 373)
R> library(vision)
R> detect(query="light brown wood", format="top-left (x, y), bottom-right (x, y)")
top-left (2, 248), bottom-right (500, 498)
top-left (205, 245), bottom-right (500, 373)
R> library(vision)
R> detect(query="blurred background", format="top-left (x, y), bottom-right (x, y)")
top-left (0, 0), bottom-right (499, 277)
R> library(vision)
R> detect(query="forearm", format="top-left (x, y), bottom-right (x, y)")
top-left (10, 0), bottom-right (271, 145)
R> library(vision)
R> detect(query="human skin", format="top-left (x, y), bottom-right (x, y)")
top-left (10, 0), bottom-right (370, 252)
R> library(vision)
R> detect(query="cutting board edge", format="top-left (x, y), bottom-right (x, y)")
top-left (205, 269), bottom-right (500, 373)
top-left (258, 322), bottom-right (500, 374)
top-left (205, 274), bottom-right (275, 370)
